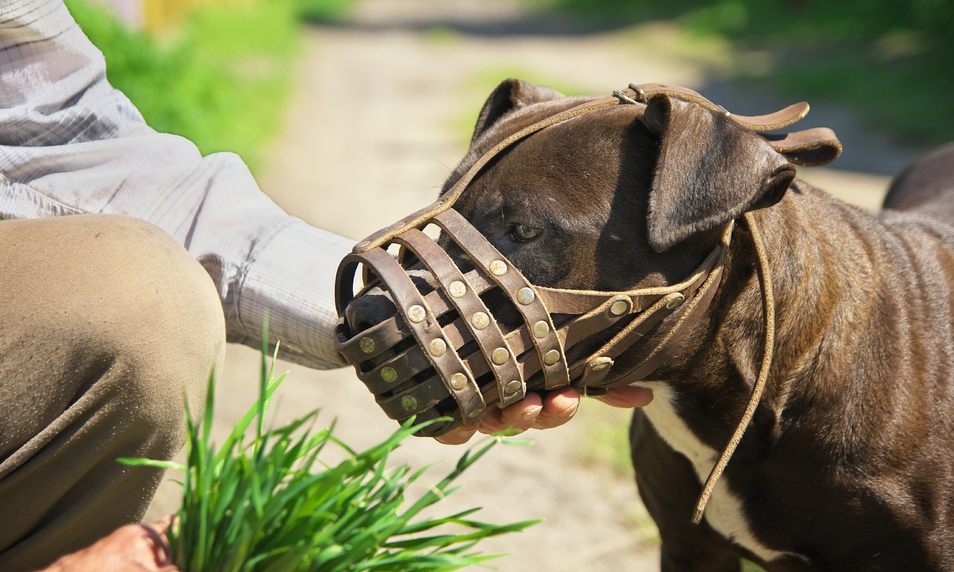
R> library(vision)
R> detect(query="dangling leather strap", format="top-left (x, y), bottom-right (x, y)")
top-left (691, 211), bottom-right (776, 524)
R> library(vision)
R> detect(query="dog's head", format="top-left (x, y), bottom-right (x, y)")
top-left (337, 79), bottom-right (836, 433)
top-left (446, 79), bottom-right (797, 294)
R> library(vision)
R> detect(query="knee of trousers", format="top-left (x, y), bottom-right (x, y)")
top-left (90, 215), bottom-right (226, 452)
top-left (17, 214), bottom-right (227, 456)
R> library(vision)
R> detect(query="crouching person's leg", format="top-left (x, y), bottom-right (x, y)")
top-left (0, 215), bottom-right (226, 571)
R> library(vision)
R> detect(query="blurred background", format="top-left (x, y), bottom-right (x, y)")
top-left (70, 0), bottom-right (951, 570)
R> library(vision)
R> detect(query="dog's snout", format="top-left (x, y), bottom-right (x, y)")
top-left (344, 269), bottom-right (439, 336)
top-left (344, 288), bottom-right (397, 335)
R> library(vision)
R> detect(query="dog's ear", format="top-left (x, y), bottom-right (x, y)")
top-left (472, 78), bottom-right (564, 143)
top-left (643, 95), bottom-right (796, 252)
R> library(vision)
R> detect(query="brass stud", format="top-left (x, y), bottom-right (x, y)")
top-left (543, 349), bottom-right (561, 366)
top-left (449, 372), bottom-right (467, 391)
top-left (359, 337), bottom-right (376, 354)
top-left (401, 395), bottom-right (418, 412)
top-left (491, 347), bottom-right (509, 365)
top-left (407, 304), bottom-right (426, 323)
top-left (489, 259), bottom-right (508, 276)
top-left (532, 320), bottom-right (550, 339)
top-left (609, 299), bottom-right (631, 316)
top-left (516, 287), bottom-right (535, 305)
top-left (471, 312), bottom-right (490, 330)
top-left (448, 280), bottom-right (467, 298)
top-left (590, 357), bottom-right (614, 372)
top-left (380, 366), bottom-right (397, 383)
top-left (429, 338), bottom-right (447, 357)
top-left (504, 380), bottom-right (522, 395)
top-left (666, 293), bottom-right (685, 310)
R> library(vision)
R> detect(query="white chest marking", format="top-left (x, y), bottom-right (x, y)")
top-left (635, 383), bottom-right (801, 564)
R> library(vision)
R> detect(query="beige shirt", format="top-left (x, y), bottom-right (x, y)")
top-left (0, 0), bottom-right (352, 369)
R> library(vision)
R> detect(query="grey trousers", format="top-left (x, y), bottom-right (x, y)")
top-left (0, 214), bottom-right (226, 571)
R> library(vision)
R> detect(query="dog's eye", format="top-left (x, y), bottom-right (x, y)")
top-left (511, 223), bottom-right (542, 242)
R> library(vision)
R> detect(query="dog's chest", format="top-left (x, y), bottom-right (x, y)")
top-left (636, 383), bottom-right (800, 564)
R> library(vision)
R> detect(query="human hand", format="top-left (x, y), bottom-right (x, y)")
top-left (436, 385), bottom-right (653, 445)
top-left (41, 517), bottom-right (176, 572)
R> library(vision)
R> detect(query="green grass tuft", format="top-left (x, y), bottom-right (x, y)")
top-left (120, 335), bottom-right (537, 571)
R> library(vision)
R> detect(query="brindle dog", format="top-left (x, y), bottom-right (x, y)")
top-left (347, 79), bottom-right (954, 571)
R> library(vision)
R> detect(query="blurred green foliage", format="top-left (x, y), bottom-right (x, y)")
top-left (548, 0), bottom-right (952, 47)
top-left (542, 0), bottom-right (953, 143)
top-left (66, 0), bottom-right (354, 169)
top-left (299, 0), bottom-right (354, 23)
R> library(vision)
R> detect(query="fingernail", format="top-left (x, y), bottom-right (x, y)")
top-left (521, 405), bottom-right (543, 422)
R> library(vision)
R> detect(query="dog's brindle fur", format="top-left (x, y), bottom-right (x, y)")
top-left (445, 80), bottom-right (954, 571)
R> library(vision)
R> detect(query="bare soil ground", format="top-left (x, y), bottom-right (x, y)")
top-left (147, 1), bottom-right (928, 569)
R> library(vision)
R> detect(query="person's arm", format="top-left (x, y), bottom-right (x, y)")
top-left (0, 0), bottom-right (351, 369)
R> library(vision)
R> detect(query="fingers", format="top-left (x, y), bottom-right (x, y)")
top-left (531, 387), bottom-right (580, 429)
top-left (141, 516), bottom-right (175, 566)
top-left (435, 422), bottom-right (479, 445)
top-left (433, 393), bottom-right (547, 445)
top-left (482, 392), bottom-right (543, 433)
top-left (433, 385), bottom-right (654, 446)
top-left (595, 386), bottom-right (654, 408)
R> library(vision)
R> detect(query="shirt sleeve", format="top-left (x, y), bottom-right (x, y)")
top-left (0, 0), bottom-right (353, 369)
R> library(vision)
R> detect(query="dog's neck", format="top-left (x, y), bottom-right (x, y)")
top-left (632, 179), bottom-right (895, 456)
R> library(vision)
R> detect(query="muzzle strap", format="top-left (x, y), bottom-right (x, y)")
top-left (434, 209), bottom-right (570, 390)
top-left (393, 228), bottom-right (526, 407)
top-left (358, 249), bottom-right (487, 423)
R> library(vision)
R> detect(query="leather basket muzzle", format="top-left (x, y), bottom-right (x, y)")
top-left (336, 207), bottom-right (568, 436)
top-left (335, 203), bottom-right (729, 436)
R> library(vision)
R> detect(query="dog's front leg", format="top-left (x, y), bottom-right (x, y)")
top-left (631, 411), bottom-right (742, 572)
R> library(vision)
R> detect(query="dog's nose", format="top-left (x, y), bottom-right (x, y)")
top-left (344, 268), bottom-right (440, 336)
top-left (344, 287), bottom-right (397, 335)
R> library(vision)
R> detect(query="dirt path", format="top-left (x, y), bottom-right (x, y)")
top-left (148, 1), bottom-right (927, 570)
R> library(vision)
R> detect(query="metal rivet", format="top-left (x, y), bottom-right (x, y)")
top-left (450, 372), bottom-right (467, 390)
top-left (489, 259), bottom-right (507, 276)
top-left (516, 287), bottom-right (535, 305)
top-left (666, 293), bottom-right (685, 310)
top-left (491, 347), bottom-right (509, 365)
top-left (543, 349), bottom-right (561, 366)
top-left (471, 312), bottom-right (490, 330)
top-left (401, 395), bottom-right (418, 412)
top-left (429, 338), bottom-right (447, 357)
top-left (407, 304), bottom-right (426, 323)
top-left (609, 299), bottom-right (631, 316)
top-left (504, 379), bottom-right (522, 395)
top-left (532, 320), bottom-right (550, 339)
top-left (359, 337), bottom-right (376, 354)
top-left (381, 366), bottom-right (397, 383)
top-left (590, 357), bottom-right (614, 372)
top-left (448, 280), bottom-right (467, 298)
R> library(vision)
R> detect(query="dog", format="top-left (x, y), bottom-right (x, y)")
top-left (345, 78), bottom-right (954, 571)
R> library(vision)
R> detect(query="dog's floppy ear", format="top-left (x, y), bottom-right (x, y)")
top-left (472, 78), bottom-right (564, 143)
top-left (643, 95), bottom-right (796, 252)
